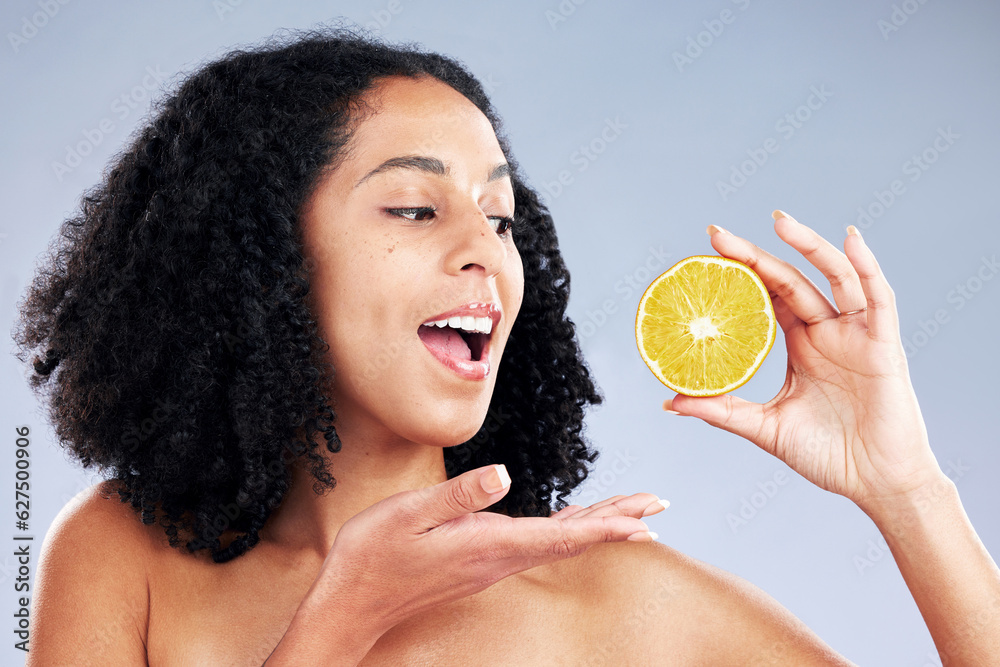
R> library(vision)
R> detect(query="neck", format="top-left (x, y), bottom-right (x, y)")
top-left (259, 409), bottom-right (448, 557)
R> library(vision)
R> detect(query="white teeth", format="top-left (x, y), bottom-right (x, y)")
top-left (421, 315), bottom-right (494, 335)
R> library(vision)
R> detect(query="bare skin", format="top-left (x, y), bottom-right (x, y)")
top-left (26, 74), bottom-right (999, 666)
top-left (32, 478), bottom-right (852, 666)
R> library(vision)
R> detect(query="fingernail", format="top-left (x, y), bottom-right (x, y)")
top-left (771, 209), bottom-right (791, 221)
top-left (480, 464), bottom-right (511, 494)
top-left (662, 400), bottom-right (686, 416)
top-left (642, 498), bottom-right (670, 516)
top-left (706, 224), bottom-right (729, 236)
top-left (847, 224), bottom-right (862, 237)
top-left (627, 531), bottom-right (658, 542)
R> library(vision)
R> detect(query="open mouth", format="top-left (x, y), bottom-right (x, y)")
top-left (417, 320), bottom-right (491, 362)
top-left (417, 304), bottom-right (501, 380)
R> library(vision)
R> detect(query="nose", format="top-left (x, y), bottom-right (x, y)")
top-left (444, 203), bottom-right (508, 278)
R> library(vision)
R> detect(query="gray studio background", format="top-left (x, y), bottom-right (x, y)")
top-left (2, 1), bottom-right (998, 665)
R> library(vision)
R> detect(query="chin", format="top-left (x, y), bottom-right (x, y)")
top-left (438, 424), bottom-right (485, 448)
top-left (405, 416), bottom-right (486, 449)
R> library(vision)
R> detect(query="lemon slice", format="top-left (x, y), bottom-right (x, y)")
top-left (635, 255), bottom-right (776, 397)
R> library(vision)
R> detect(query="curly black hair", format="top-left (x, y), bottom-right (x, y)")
top-left (12, 25), bottom-right (604, 564)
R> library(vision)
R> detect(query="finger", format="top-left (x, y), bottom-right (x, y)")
top-left (502, 515), bottom-right (655, 562)
top-left (708, 225), bottom-right (838, 325)
top-left (570, 493), bottom-right (666, 520)
top-left (566, 495), bottom-right (627, 515)
top-left (772, 211), bottom-right (867, 313)
top-left (771, 292), bottom-right (803, 334)
top-left (707, 225), bottom-right (801, 334)
top-left (666, 393), bottom-right (777, 458)
top-left (844, 226), bottom-right (900, 342)
top-left (549, 504), bottom-right (585, 519)
top-left (405, 464), bottom-right (513, 531)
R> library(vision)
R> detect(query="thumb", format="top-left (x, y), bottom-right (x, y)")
top-left (410, 464), bottom-right (512, 531)
top-left (666, 394), bottom-right (774, 454)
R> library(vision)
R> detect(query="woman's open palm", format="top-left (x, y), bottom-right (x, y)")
top-left (667, 211), bottom-right (942, 511)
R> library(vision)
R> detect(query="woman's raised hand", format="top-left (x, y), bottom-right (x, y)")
top-left (666, 211), bottom-right (944, 514)
top-left (307, 464), bottom-right (662, 634)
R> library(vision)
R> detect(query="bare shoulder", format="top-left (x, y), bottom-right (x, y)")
top-left (49, 479), bottom-right (161, 546)
top-left (28, 479), bottom-right (154, 665)
top-left (42, 478), bottom-right (167, 565)
top-left (564, 540), bottom-right (858, 666)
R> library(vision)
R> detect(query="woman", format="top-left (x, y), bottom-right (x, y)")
top-left (15, 28), bottom-right (999, 665)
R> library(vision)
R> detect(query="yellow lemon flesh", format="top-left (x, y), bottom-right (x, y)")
top-left (635, 255), bottom-right (776, 397)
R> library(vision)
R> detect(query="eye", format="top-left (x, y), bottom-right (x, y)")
top-left (489, 215), bottom-right (515, 238)
top-left (386, 206), bottom-right (437, 222)
top-left (386, 207), bottom-right (515, 238)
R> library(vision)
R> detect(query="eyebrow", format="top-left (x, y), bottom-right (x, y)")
top-left (353, 155), bottom-right (510, 189)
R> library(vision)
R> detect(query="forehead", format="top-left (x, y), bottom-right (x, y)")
top-left (342, 75), bottom-right (505, 174)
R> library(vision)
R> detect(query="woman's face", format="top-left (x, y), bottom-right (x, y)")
top-left (300, 74), bottom-right (523, 448)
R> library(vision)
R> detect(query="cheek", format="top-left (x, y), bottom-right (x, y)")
top-left (309, 254), bottom-right (378, 357)
top-left (505, 246), bottom-right (525, 316)
top-left (320, 246), bottom-right (422, 370)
